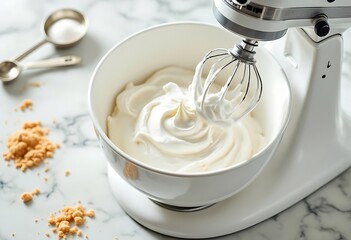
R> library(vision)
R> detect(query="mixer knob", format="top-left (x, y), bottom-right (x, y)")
top-left (232, 0), bottom-right (251, 6)
top-left (314, 15), bottom-right (330, 37)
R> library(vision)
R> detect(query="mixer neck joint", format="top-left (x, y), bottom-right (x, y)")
top-left (230, 39), bottom-right (258, 64)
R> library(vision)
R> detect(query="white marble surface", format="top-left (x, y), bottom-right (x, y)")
top-left (1, 0), bottom-right (351, 239)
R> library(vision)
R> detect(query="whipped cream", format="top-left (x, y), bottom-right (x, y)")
top-left (107, 67), bottom-right (265, 173)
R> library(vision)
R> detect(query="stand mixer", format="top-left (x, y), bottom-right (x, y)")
top-left (210, 0), bottom-right (351, 172)
top-left (107, 0), bottom-right (351, 238)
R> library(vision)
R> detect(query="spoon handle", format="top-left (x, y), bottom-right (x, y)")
top-left (12, 38), bottom-right (48, 62)
top-left (21, 56), bottom-right (81, 69)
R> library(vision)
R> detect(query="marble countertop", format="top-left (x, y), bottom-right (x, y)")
top-left (1, 0), bottom-right (351, 239)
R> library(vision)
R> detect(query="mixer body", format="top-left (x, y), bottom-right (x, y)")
top-left (268, 27), bottom-right (351, 170)
top-left (213, 0), bottom-right (351, 175)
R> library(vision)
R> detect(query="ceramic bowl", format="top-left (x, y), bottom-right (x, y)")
top-left (88, 22), bottom-right (291, 208)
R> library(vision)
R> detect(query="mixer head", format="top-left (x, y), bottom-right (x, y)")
top-left (213, 0), bottom-right (351, 41)
top-left (192, 0), bottom-right (351, 126)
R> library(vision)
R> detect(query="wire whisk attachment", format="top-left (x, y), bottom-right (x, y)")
top-left (191, 39), bottom-right (263, 126)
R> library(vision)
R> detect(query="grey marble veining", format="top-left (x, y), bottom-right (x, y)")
top-left (1, 0), bottom-right (351, 239)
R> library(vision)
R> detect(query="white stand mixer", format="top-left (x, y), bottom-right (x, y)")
top-left (108, 0), bottom-right (351, 238)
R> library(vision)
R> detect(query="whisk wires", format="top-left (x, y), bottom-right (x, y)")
top-left (192, 39), bottom-right (263, 126)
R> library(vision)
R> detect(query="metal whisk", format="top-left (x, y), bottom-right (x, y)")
top-left (192, 39), bottom-right (262, 126)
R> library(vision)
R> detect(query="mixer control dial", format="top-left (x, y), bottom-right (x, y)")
top-left (314, 15), bottom-right (330, 37)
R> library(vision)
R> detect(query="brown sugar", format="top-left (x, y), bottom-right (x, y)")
top-left (3, 121), bottom-right (60, 172)
top-left (48, 204), bottom-right (95, 239)
top-left (31, 188), bottom-right (40, 196)
top-left (20, 187), bottom-right (40, 203)
top-left (74, 216), bottom-right (84, 226)
top-left (85, 209), bottom-right (95, 218)
top-left (19, 99), bottom-right (33, 111)
top-left (20, 192), bottom-right (33, 203)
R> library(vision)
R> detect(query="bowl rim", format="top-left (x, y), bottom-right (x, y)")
top-left (88, 21), bottom-right (292, 178)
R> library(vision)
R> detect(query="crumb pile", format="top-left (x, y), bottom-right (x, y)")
top-left (2, 121), bottom-right (60, 172)
top-left (20, 188), bottom-right (40, 203)
top-left (48, 204), bottom-right (95, 239)
top-left (19, 99), bottom-right (33, 111)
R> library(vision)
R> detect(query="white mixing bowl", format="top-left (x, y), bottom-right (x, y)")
top-left (89, 22), bottom-right (291, 208)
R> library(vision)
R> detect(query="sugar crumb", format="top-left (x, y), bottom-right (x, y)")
top-left (20, 192), bottom-right (33, 203)
top-left (64, 170), bottom-right (70, 176)
top-left (31, 188), bottom-right (40, 196)
top-left (19, 99), bottom-right (33, 111)
top-left (85, 209), bottom-right (95, 218)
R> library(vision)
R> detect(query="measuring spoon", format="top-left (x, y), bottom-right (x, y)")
top-left (13, 8), bottom-right (88, 62)
top-left (0, 56), bottom-right (81, 82)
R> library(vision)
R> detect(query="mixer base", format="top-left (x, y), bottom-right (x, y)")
top-left (148, 199), bottom-right (215, 212)
top-left (108, 149), bottom-right (350, 239)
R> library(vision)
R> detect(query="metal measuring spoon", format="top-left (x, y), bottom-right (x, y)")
top-left (12, 8), bottom-right (87, 62)
top-left (0, 56), bottom-right (81, 82)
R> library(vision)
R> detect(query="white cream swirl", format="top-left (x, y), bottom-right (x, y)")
top-left (107, 67), bottom-right (265, 173)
